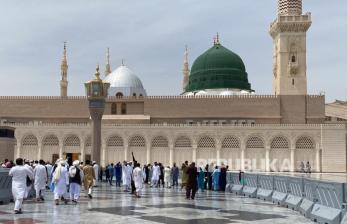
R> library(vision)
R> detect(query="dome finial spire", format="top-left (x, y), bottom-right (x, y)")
top-left (121, 59), bottom-right (125, 66)
top-left (95, 64), bottom-right (101, 80)
top-left (216, 32), bottom-right (220, 45)
top-left (105, 48), bottom-right (111, 77)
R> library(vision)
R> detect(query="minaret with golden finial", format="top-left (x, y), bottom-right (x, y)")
top-left (182, 45), bottom-right (190, 92)
top-left (60, 42), bottom-right (68, 97)
top-left (105, 48), bottom-right (111, 77)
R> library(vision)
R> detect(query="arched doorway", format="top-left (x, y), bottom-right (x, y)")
top-left (129, 135), bottom-right (146, 165)
top-left (269, 136), bottom-right (290, 172)
top-left (21, 134), bottom-right (38, 160)
top-left (107, 135), bottom-right (124, 164)
top-left (221, 136), bottom-right (241, 170)
top-left (245, 136), bottom-right (265, 171)
top-left (197, 136), bottom-right (216, 167)
top-left (174, 136), bottom-right (192, 166)
top-left (42, 134), bottom-right (59, 163)
top-left (151, 136), bottom-right (169, 166)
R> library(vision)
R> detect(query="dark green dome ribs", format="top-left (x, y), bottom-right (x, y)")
top-left (186, 43), bottom-right (252, 92)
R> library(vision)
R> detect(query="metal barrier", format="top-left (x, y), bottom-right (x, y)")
top-left (257, 174), bottom-right (274, 201)
top-left (243, 173), bottom-right (258, 198)
top-left (272, 175), bottom-right (288, 205)
top-left (226, 172), bottom-right (347, 224)
top-left (0, 168), bottom-right (12, 204)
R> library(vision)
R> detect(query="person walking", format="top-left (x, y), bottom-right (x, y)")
top-left (171, 163), bottom-right (179, 188)
top-left (83, 160), bottom-right (95, 199)
top-left (52, 160), bottom-right (69, 205)
top-left (33, 160), bottom-right (48, 201)
top-left (9, 158), bottom-right (34, 214)
top-left (181, 161), bottom-right (189, 190)
top-left (151, 162), bottom-right (160, 188)
top-left (186, 162), bottom-right (198, 200)
top-left (132, 163), bottom-right (143, 198)
top-left (115, 162), bottom-right (122, 187)
top-left (198, 167), bottom-right (205, 192)
top-left (164, 166), bottom-right (171, 188)
top-left (69, 160), bottom-right (83, 204)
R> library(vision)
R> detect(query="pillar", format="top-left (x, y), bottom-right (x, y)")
top-left (59, 142), bottom-right (63, 159)
top-left (101, 140), bottom-right (106, 167)
top-left (169, 144), bottom-right (174, 166)
top-left (81, 141), bottom-right (85, 163)
top-left (146, 144), bottom-right (151, 165)
top-left (124, 143), bottom-right (128, 161)
top-left (216, 143), bottom-right (221, 166)
top-left (192, 144), bottom-right (197, 162)
top-left (241, 143), bottom-right (245, 171)
top-left (37, 140), bottom-right (42, 160)
top-left (316, 143), bottom-right (321, 172)
top-left (265, 145), bottom-right (270, 172)
top-left (290, 146), bottom-right (295, 172)
top-left (16, 141), bottom-right (21, 159)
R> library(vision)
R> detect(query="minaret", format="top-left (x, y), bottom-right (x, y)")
top-left (105, 48), bottom-right (111, 77)
top-left (60, 42), bottom-right (68, 97)
top-left (270, 0), bottom-right (311, 95)
top-left (182, 46), bottom-right (189, 92)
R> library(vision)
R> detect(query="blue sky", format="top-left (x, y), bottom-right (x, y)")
top-left (0, 0), bottom-right (346, 102)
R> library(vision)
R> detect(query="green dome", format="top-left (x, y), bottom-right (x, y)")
top-left (186, 43), bottom-right (252, 92)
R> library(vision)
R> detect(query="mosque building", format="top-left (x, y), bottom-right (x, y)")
top-left (0, 0), bottom-right (346, 173)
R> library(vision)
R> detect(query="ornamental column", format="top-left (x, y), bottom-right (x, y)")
top-left (101, 139), bottom-right (106, 167)
top-left (265, 145), bottom-right (270, 172)
top-left (124, 142), bottom-right (129, 161)
top-left (37, 139), bottom-right (43, 160)
top-left (59, 138), bottom-right (63, 159)
top-left (240, 141), bottom-right (245, 171)
top-left (80, 140), bottom-right (85, 163)
top-left (169, 144), bottom-right (174, 166)
top-left (16, 141), bottom-right (21, 159)
top-left (315, 143), bottom-right (321, 172)
top-left (216, 142), bottom-right (221, 166)
top-left (290, 145), bottom-right (295, 172)
top-left (85, 65), bottom-right (110, 165)
top-left (146, 144), bottom-right (151, 165)
top-left (192, 144), bottom-right (197, 162)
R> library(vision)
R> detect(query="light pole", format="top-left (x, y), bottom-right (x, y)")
top-left (85, 65), bottom-right (110, 164)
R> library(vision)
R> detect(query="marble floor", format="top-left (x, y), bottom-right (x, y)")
top-left (0, 183), bottom-right (313, 224)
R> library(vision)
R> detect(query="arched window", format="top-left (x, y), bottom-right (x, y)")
top-left (271, 136), bottom-right (289, 149)
top-left (85, 136), bottom-right (91, 147)
top-left (129, 135), bottom-right (145, 147)
top-left (246, 136), bottom-right (264, 148)
top-left (296, 136), bottom-right (314, 149)
top-left (175, 136), bottom-right (192, 148)
top-left (121, 103), bottom-right (127, 114)
top-left (222, 136), bottom-right (240, 149)
top-left (22, 135), bottom-right (38, 146)
top-left (139, 94), bottom-right (143, 97)
top-left (107, 135), bottom-right (123, 147)
top-left (43, 135), bottom-right (59, 146)
top-left (152, 136), bottom-right (169, 148)
top-left (64, 135), bottom-right (80, 147)
top-left (133, 93), bottom-right (136, 97)
top-left (291, 55), bottom-right (296, 63)
top-left (111, 103), bottom-right (117, 114)
top-left (198, 136), bottom-right (215, 148)
top-left (116, 92), bottom-right (123, 97)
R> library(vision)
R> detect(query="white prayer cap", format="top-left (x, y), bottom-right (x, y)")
top-left (73, 160), bottom-right (80, 166)
top-left (60, 160), bottom-right (66, 165)
top-left (55, 158), bottom-right (62, 164)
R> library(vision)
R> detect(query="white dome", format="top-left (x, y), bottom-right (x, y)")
top-left (104, 65), bottom-right (144, 89)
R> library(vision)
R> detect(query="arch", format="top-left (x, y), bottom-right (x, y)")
top-left (198, 136), bottom-right (216, 148)
top-left (174, 136), bottom-right (192, 148)
top-left (151, 136), bottom-right (169, 148)
top-left (245, 136), bottom-right (265, 171)
top-left (295, 135), bottom-right (316, 171)
top-left (63, 135), bottom-right (80, 147)
top-left (116, 92), bottom-right (123, 97)
top-left (174, 136), bottom-right (192, 166)
top-left (221, 136), bottom-right (240, 169)
top-left (106, 135), bottom-right (124, 164)
top-left (270, 136), bottom-right (290, 172)
top-left (107, 135), bottom-right (124, 147)
top-left (121, 103), bottom-right (127, 114)
top-left (295, 136), bottom-right (315, 149)
top-left (270, 136), bottom-right (289, 149)
top-left (129, 135), bottom-right (146, 165)
top-left (222, 136), bottom-right (240, 149)
top-left (22, 134), bottom-right (38, 146)
top-left (21, 134), bottom-right (38, 161)
top-left (197, 136), bottom-right (216, 167)
top-left (129, 135), bottom-right (146, 147)
top-left (246, 136), bottom-right (264, 148)
top-left (42, 134), bottom-right (59, 163)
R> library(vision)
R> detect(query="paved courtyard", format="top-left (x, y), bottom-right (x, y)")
top-left (0, 183), bottom-right (312, 224)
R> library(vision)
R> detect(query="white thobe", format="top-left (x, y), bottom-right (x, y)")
top-left (24, 164), bottom-right (34, 198)
top-left (133, 167), bottom-right (143, 195)
top-left (151, 165), bottom-right (160, 181)
top-left (122, 165), bottom-right (129, 186)
top-left (164, 167), bottom-right (171, 187)
top-left (34, 164), bottom-right (48, 198)
top-left (93, 164), bottom-right (99, 185)
top-left (45, 164), bottom-right (53, 180)
top-left (53, 166), bottom-right (69, 200)
top-left (9, 166), bottom-right (34, 211)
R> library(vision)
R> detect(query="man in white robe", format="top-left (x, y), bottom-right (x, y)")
top-left (34, 160), bottom-right (48, 201)
top-left (92, 161), bottom-right (99, 186)
top-left (127, 163), bottom-right (133, 192)
top-left (9, 158), bottom-right (34, 214)
top-left (69, 160), bottom-right (84, 204)
top-left (122, 161), bottom-right (130, 192)
top-left (24, 160), bottom-right (34, 198)
top-left (53, 160), bottom-right (69, 205)
top-left (132, 163), bottom-right (143, 198)
top-left (151, 162), bottom-right (160, 188)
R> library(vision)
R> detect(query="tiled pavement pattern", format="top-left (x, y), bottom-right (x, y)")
top-left (0, 183), bottom-right (313, 224)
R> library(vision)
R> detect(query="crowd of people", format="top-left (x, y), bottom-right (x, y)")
top-left (1, 156), bottom-right (230, 214)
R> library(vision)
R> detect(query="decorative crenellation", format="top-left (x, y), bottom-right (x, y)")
top-left (278, 0), bottom-right (302, 16)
